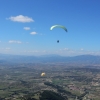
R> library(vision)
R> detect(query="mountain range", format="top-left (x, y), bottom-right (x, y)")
top-left (0, 54), bottom-right (100, 65)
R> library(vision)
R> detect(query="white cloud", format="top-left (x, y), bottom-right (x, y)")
top-left (23, 27), bottom-right (30, 30)
top-left (24, 50), bottom-right (47, 53)
top-left (7, 15), bottom-right (34, 23)
top-left (60, 48), bottom-right (70, 51)
top-left (64, 48), bottom-right (69, 51)
top-left (9, 40), bottom-right (22, 44)
top-left (27, 50), bottom-right (39, 53)
top-left (30, 32), bottom-right (37, 35)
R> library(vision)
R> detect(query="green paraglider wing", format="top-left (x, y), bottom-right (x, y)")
top-left (50, 25), bottom-right (68, 32)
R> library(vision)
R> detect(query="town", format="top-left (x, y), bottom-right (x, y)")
top-left (0, 62), bottom-right (100, 100)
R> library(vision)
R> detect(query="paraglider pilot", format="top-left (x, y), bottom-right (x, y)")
top-left (57, 40), bottom-right (59, 43)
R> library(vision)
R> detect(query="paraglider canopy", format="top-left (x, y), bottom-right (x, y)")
top-left (41, 72), bottom-right (45, 76)
top-left (50, 25), bottom-right (67, 32)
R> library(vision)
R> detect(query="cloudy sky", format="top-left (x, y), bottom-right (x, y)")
top-left (0, 0), bottom-right (100, 56)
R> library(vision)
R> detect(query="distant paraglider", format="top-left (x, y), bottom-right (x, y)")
top-left (50, 25), bottom-right (68, 43)
top-left (41, 72), bottom-right (45, 76)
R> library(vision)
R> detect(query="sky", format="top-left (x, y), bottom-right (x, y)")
top-left (0, 0), bottom-right (100, 56)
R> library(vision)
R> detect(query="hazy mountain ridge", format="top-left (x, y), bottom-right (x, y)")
top-left (0, 54), bottom-right (100, 65)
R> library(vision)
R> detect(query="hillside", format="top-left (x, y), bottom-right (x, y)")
top-left (22, 90), bottom-right (67, 100)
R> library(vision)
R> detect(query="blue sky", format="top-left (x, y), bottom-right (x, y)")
top-left (0, 0), bottom-right (100, 56)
